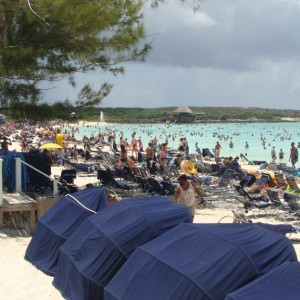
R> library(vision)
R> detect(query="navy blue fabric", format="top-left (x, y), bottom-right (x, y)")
top-left (25, 187), bottom-right (108, 275)
top-left (3, 151), bottom-right (28, 191)
top-left (256, 222), bottom-right (297, 235)
top-left (104, 223), bottom-right (297, 300)
top-left (53, 196), bottom-right (192, 300)
top-left (225, 262), bottom-right (300, 300)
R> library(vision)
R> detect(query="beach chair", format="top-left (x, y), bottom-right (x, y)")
top-left (286, 176), bottom-right (300, 193)
top-left (161, 177), bottom-right (176, 196)
top-left (201, 169), bottom-right (236, 205)
top-left (283, 192), bottom-right (300, 221)
top-left (261, 172), bottom-right (278, 188)
top-left (274, 172), bottom-right (288, 190)
top-left (147, 177), bottom-right (165, 195)
top-left (59, 169), bottom-right (78, 194)
top-left (132, 167), bottom-right (150, 191)
top-left (239, 173), bottom-right (256, 188)
top-left (170, 165), bottom-right (181, 178)
top-left (235, 185), bottom-right (271, 217)
top-left (244, 174), bottom-right (269, 195)
top-left (266, 189), bottom-right (291, 221)
top-left (97, 169), bottom-right (129, 191)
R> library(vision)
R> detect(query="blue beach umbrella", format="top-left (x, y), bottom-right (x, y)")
top-left (104, 223), bottom-right (297, 300)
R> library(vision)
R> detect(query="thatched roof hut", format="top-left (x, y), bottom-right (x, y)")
top-left (173, 106), bottom-right (194, 115)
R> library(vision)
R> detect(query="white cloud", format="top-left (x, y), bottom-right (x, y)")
top-left (42, 0), bottom-right (300, 109)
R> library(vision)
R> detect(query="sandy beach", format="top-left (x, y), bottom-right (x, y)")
top-left (1, 196), bottom-right (300, 299)
top-left (1, 123), bottom-right (300, 299)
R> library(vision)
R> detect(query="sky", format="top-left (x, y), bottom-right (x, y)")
top-left (43, 0), bottom-right (300, 109)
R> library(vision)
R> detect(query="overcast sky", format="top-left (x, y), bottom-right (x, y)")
top-left (43, 0), bottom-right (300, 109)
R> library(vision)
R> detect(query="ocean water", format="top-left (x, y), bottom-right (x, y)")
top-left (64, 122), bottom-right (300, 165)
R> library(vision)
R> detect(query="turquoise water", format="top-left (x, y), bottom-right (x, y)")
top-left (64, 122), bottom-right (300, 165)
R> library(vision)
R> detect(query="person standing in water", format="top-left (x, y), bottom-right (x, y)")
top-left (279, 149), bottom-right (284, 159)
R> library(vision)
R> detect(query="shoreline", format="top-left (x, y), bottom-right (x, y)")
top-left (65, 118), bottom-right (300, 128)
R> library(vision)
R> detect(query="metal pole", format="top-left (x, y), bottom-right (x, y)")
top-left (15, 157), bottom-right (22, 193)
top-left (53, 180), bottom-right (58, 196)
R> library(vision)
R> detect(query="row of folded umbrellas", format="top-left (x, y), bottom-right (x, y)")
top-left (25, 187), bottom-right (300, 300)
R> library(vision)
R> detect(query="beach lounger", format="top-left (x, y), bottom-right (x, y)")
top-left (283, 192), bottom-right (300, 219)
top-left (147, 177), bottom-right (169, 196)
top-left (239, 173), bottom-right (256, 188)
top-left (274, 172), bottom-right (288, 190)
top-left (266, 188), bottom-right (291, 221)
top-left (235, 185), bottom-right (271, 217)
top-left (59, 169), bottom-right (78, 194)
top-left (97, 169), bottom-right (130, 191)
top-left (286, 176), bottom-right (300, 193)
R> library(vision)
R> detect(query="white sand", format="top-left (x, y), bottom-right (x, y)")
top-left (1, 140), bottom-right (300, 299)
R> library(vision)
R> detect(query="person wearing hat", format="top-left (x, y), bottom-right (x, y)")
top-left (289, 142), bottom-right (298, 167)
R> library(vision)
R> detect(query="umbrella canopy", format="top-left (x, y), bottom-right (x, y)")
top-left (39, 143), bottom-right (62, 150)
top-left (104, 223), bottom-right (297, 300)
top-left (225, 262), bottom-right (300, 300)
top-left (53, 196), bottom-right (192, 300)
top-left (25, 187), bottom-right (109, 275)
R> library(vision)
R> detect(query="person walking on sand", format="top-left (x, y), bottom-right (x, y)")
top-left (289, 142), bottom-right (298, 167)
top-left (174, 174), bottom-right (205, 220)
top-left (215, 141), bottom-right (222, 157)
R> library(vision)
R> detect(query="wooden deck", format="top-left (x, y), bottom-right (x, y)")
top-left (0, 193), bottom-right (60, 234)
top-left (0, 193), bottom-right (37, 233)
